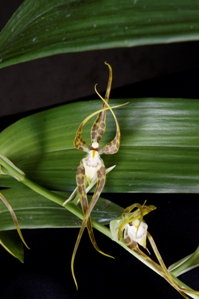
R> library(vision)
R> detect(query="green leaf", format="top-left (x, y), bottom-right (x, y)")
top-left (0, 0), bottom-right (199, 68)
top-left (1, 98), bottom-right (199, 193)
top-left (0, 230), bottom-right (24, 262)
top-left (0, 188), bottom-right (123, 229)
top-left (169, 247), bottom-right (199, 277)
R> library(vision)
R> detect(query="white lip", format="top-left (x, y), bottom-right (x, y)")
top-left (83, 150), bottom-right (103, 184)
top-left (124, 220), bottom-right (148, 248)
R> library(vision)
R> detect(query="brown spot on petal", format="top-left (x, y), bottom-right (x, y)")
top-left (77, 177), bottom-right (84, 185)
top-left (100, 122), bottom-right (105, 129)
top-left (99, 178), bottom-right (105, 189)
top-left (91, 132), bottom-right (96, 140)
top-left (102, 167), bottom-right (105, 175)
top-left (77, 167), bottom-right (85, 175)
top-left (124, 237), bottom-right (137, 249)
top-left (78, 186), bottom-right (82, 194)
top-left (97, 129), bottom-right (103, 136)
top-left (98, 171), bottom-right (103, 178)
top-left (92, 124), bottom-right (97, 131)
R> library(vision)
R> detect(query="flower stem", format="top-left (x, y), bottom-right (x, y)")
top-left (1, 154), bottom-right (198, 298)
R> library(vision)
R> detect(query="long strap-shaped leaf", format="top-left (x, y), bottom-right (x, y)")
top-left (1, 1), bottom-right (199, 68)
top-left (1, 97), bottom-right (199, 194)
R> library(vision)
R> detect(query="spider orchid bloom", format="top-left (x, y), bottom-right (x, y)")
top-left (110, 202), bottom-right (155, 248)
top-left (110, 203), bottom-right (199, 299)
top-left (65, 62), bottom-right (127, 289)
top-left (124, 219), bottom-right (148, 249)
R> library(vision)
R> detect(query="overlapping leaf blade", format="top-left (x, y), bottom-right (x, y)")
top-left (1, 98), bottom-right (199, 193)
top-left (0, 0), bottom-right (199, 68)
top-left (0, 188), bottom-right (123, 229)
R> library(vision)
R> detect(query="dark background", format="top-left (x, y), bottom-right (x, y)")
top-left (0, 1), bottom-right (199, 298)
top-left (0, 194), bottom-right (198, 299)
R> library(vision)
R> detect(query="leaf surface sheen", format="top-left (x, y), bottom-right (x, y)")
top-left (0, 0), bottom-right (199, 67)
top-left (1, 98), bottom-right (199, 193)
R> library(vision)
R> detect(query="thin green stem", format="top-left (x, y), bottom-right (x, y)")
top-left (0, 154), bottom-right (198, 298)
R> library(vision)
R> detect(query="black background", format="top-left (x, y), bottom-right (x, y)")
top-left (0, 1), bottom-right (199, 298)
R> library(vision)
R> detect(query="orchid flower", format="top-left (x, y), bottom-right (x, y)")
top-left (110, 202), bottom-right (199, 299)
top-left (124, 219), bottom-right (148, 249)
top-left (63, 62), bottom-right (127, 289)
